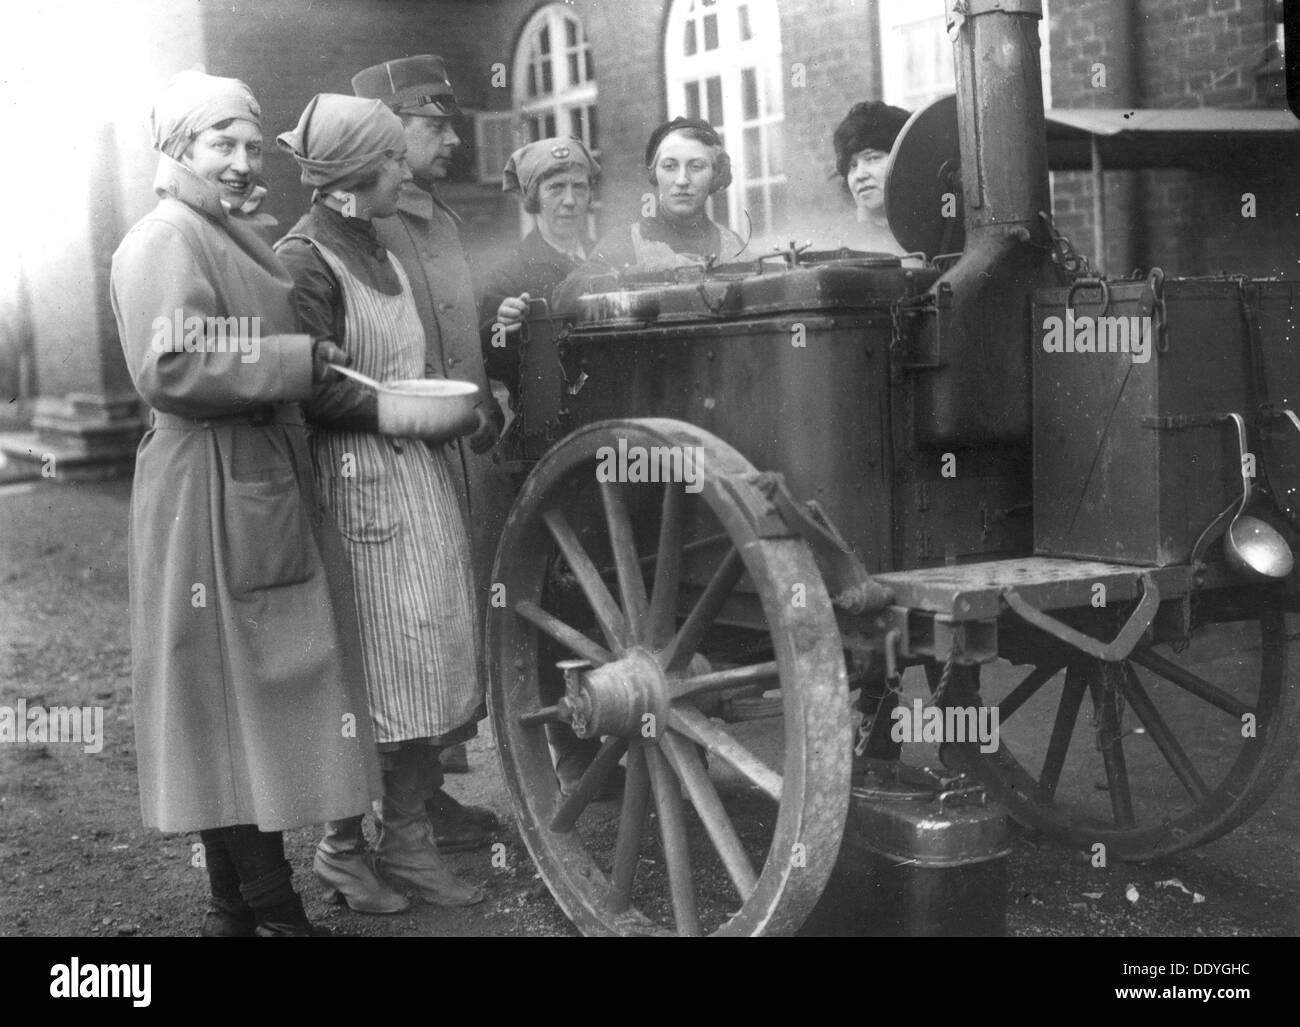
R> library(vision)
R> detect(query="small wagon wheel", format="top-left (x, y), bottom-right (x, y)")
top-left (488, 419), bottom-right (852, 935)
top-left (931, 606), bottom-right (1299, 861)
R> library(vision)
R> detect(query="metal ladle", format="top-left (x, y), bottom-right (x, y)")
top-left (1223, 412), bottom-right (1294, 579)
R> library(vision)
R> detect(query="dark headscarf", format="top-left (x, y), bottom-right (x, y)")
top-left (832, 101), bottom-right (911, 179)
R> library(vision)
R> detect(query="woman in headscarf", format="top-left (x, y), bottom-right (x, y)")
top-left (109, 70), bottom-right (383, 937)
top-left (478, 136), bottom-right (599, 411)
top-left (554, 117), bottom-right (745, 310)
top-left (276, 93), bottom-right (486, 910)
top-left (832, 100), bottom-right (912, 255)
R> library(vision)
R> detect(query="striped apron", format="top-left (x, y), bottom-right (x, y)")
top-left (283, 236), bottom-right (482, 745)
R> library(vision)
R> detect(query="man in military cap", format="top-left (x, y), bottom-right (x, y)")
top-left (353, 54), bottom-right (510, 851)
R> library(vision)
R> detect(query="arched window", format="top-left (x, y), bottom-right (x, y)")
top-left (664, 0), bottom-right (785, 241)
top-left (513, 3), bottom-right (598, 151)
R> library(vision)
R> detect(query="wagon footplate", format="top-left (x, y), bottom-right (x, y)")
top-left (873, 556), bottom-right (1202, 622)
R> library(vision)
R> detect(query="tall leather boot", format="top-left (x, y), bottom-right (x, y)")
top-left (315, 815), bottom-right (410, 914)
top-left (374, 745), bottom-right (485, 907)
top-left (240, 869), bottom-right (325, 937)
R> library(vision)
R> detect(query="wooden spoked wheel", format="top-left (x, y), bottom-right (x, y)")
top-left (487, 419), bottom-right (852, 935)
top-left (933, 607), bottom-right (1299, 861)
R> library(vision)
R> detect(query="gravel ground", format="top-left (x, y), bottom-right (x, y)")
top-left (1, 475), bottom-right (1296, 938)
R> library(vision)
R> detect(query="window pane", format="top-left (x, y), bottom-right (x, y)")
top-left (685, 81), bottom-right (701, 120)
top-left (744, 126), bottom-right (762, 179)
top-left (569, 107), bottom-right (583, 139)
top-left (528, 117), bottom-right (542, 142)
top-left (706, 76), bottom-right (723, 124)
top-left (545, 113), bottom-right (556, 137)
top-left (741, 67), bottom-right (758, 121)
top-left (568, 53), bottom-right (579, 85)
top-left (588, 106), bottom-right (599, 151)
top-left (540, 24), bottom-right (550, 55)
top-left (704, 13), bottom-right (718, 50)
top-left (566, 18), bottom-right (577, 47)
top-left (542, 60), bottom-right (553, 95)
top-left (585, 49), bottom-right (595, 80)
top-left (739, 4), bottom-right (753, 41)
top-left (767, 125), bottom-right (784, 177)
top-left (684, 20), bottom-right (697, 56)
top-left (527, 64), bottom-right (537, 98)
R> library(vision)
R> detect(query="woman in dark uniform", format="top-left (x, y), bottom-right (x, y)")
top-left (478, 136), bottom-right (599, 411)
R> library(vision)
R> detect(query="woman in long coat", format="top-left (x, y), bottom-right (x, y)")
top-left (276, 93), bottom-right (485, 909)
top-left (109, 71), bottom-right (382, 936)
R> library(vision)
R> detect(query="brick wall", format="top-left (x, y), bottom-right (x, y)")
top-left (1048, 0), bottom-right (1297, 276)
top-left (781, 0), bottom-right (884, 244)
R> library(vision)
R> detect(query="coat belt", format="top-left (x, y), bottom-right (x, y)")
top-left (150, 405), bottom-right (305, 430)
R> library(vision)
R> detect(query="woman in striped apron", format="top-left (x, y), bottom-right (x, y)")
top-left (277, 94), bottom-right (484, 909)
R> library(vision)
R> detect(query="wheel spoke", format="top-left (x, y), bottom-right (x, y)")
top-left (648, 482), bottom-right (686, 648)
top-left (1089, 665), bottom-right (1135, 829)
top-left (549, 736), bottom-right (629, 833)
top-left (661, 731), bottom-right (757, 902)
top-left (999, 663), bottom-right (1064, 722)
top-left (669, 660), bottom-right (780, 701)
top-left (669, 705), bottom-right (782, 802)
top-left (542, 508), bottom-right (629, 653)
top-left (1121, 666), bottom-right (1210, 803)
top-left (599, 481), bottom-right (650, 645)
top-left (1129, 648), bottom-right (1252, 719)
top-left (514, 600), bottom-right (613, 666)
top-left (645, 745), bottom-right (701, 937)
top-left (607, 745), bottom-right (651, 914)
top-left (661, 547), bottom-right (745, 671)
top-left (1037, 663), bottom-right (1089, 804)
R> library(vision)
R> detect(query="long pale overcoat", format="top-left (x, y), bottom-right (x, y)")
top-left (109, 156), bottom-right (381, 833)
top-left (375, 182), bottom-right (514, 600)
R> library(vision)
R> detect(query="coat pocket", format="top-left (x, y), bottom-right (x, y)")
top-left (224, 475), bottom-right (315, 593)
top-left (325, 470), bottom-right (401, 545)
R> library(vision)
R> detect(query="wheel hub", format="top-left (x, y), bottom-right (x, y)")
top-left (560, 649), bottom-right (670, 740)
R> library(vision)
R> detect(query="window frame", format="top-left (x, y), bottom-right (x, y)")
top-left (663, 0), bottom-right (786, 242)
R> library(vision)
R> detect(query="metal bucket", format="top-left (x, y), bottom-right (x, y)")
top-left (800, 764), bottom-right (1011, 937)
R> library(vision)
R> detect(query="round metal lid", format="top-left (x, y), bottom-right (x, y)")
top-left (885, 93), bottom-right (966, 259)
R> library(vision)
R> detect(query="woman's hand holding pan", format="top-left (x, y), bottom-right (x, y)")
top-left (311, 338), bottom-right (352, 382)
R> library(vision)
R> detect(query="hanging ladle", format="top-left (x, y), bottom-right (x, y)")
top-left (1222, 412), bottom-right (1293, 579)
